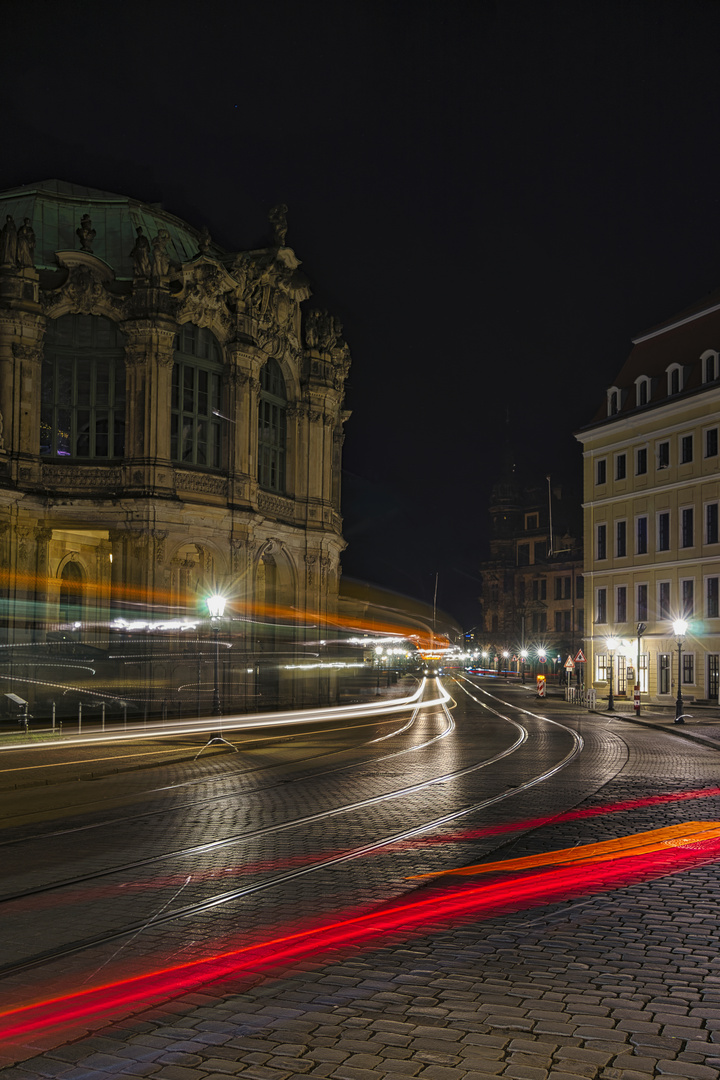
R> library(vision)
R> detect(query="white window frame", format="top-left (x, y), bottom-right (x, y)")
top-left (679, 504), bottom-right (695, 549)
top-left (595, 587), bottom-right (607, 625)
top-left (682, 651), bottom-right (696, 686)
top-left (705, 500), bottom-right (719, 545)
top-left (701, 349), bottom-right (719, 384)
top-left (635, 444), bottom-right (648, 475)
top-left (616, 584), bottom-right (628, 624)
top-left (656, 509), bottom-right (671, 552)
top-left (596, 522), bottom-right (608, 561)
top-left (704, 425), bottom-right (719, 459)
top-left (679, 432), bottom-right (694, 464)
top-left (657, 439), bottom-right (670, 470)
top-left (635, 514), bottom-right (648, 555)
top-left (615, 518), bottom-right (627, 558)
top-left (667, 363), bottom-right (683, 395)
top-left (706, 575), bottom-right (720, 619)
top-left (636, 581), bottom-right (649, 623)
top-left (596, 457), bottom-right (607, 485)
top-left (680, 576), bottom-right (695, 619)
top-left (607, 386), bottom-right (620, 416)
top-left (634, 375), bottom-right (651, 407)
top-left (658, 579), bottom-right (671, 621)
top-left (596, 653), bottom-right (608, 682)
top-left (614, 451), bottom-right (627, 481)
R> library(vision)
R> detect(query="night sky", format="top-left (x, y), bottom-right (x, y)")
top-left (4, 0), bottom-right (720, 627)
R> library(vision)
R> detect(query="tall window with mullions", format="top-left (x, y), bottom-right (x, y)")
top-left (40, 314), bottom-right (126, 458)
top-left (171, 324), bottom-right (223, 468)
top-left (258, 359), bottom-right (287, 493)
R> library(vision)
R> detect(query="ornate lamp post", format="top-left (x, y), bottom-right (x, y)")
top-left (673, 618), bottom-right (688, 723)
top-left (635, 622), bottom-right (646, 715)
top-left (195, 593), bottom-right (237, 759)
top-left (606, 636), bottom-right (619, 712)
top-left (207, 593), bottom-right (226, 716)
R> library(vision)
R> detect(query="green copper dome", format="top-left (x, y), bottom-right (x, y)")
top-left (0, 180), bottom-right (220, 279)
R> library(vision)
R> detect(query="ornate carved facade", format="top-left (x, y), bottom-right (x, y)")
top-left (0, 180), bottom-right (351, 713)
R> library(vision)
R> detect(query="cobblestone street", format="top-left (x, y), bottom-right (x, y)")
top-left (2, 682), bottom-right (720, 1080)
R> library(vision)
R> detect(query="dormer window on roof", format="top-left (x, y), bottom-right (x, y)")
top-left (667, 363), bottom-right (683, 396)
top-left (607, 386), bottom-right (620, 417)
top-left (635, 375), bottom-right (650, 408)
top-left (701, 349), bottom-right (719, 384)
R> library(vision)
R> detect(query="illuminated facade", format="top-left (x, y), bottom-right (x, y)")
top-left (0, 181), bottom-right (351, 713)
top-left (577, 287), bottom-right (720, 704)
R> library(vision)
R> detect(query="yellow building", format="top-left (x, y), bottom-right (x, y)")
top-left (576, 288), bottom-right (720, 706)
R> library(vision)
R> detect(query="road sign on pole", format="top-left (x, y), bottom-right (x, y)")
top-left (574, 650), bottom-right (586, 663)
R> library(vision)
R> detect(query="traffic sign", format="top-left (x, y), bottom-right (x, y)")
top-left (574, 650), bottom-right (586, 663)
top-left (564, 655), bottom-right (575, 670)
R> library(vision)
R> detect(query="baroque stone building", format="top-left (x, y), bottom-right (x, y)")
top-left (0, 181), bottom-right (351, 714)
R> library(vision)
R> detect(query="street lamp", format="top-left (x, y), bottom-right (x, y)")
top-left (606, 636), bottom-right (619, 712)
top-left (635, 622), bottom-right (646, 715)
top-left (520, 649), bottom-right (528, 683)
top-left (207, 593), bottom-right (226, 716)
top-left (195, 593), bottom-right (237, 759)
top-left (673, 618), bottom-right (688, 723)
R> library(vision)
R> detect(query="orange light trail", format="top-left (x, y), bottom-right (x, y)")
top-left (407, 821), bottom-right (720, 877)
top-left (3, 825), bottom-right (720, 1043)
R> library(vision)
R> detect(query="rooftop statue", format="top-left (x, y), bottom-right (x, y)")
top-left (16, 218), bottom-right (35, 268)
top-left (0, 215), bottom-right (17, 268)
top-left (130, 225), bottom-right (151, 278)
top-left (76, 213), bottom-right (96, 252)
top-left (151, 229), bottom-right (171, 279)
top-left (268, 203), bottom-right (288, 247)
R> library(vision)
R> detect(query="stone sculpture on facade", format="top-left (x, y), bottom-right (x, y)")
top-left (130, 226), bottom-right (151, 278)
top-left (16, 219), bottom-right (35, 268)
top-left (198, 226), bottom-right (212, 256)
top-left (151, 229), bottom-right (171, 279)
top-left (76, 214), bottom-right (96, 252)
top-left (0, 215), bottom-right (17, 268)
top-left (269, 204), bottom-right (288, 247)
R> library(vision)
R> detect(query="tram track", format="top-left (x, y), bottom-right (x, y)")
top-left (0, 688), bottom-right (586, 980)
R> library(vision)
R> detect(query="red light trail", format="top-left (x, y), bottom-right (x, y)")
top-left (3, 823), bottom-right (720, 1045)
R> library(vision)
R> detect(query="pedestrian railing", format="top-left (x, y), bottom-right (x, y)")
top-left (565, 686), bottom-right (597, 710)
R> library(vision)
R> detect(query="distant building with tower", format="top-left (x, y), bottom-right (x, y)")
top-left (577, 285), bottom-right (720, 705)
top-left (478, 445), bottom-right (584, 677)
top-left (0, 180), bottom-right (351, 716)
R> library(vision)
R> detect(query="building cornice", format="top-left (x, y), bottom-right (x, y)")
top-left (631, 300), bottom-right (720, 344)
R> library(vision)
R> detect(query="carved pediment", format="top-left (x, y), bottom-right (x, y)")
top-left (174, 259), bottom-right (235, 331)
top-left (41, 251), bottom-right (128, 318)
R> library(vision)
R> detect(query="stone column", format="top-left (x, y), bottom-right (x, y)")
top-left (122, 319), bottom-right (177, 494)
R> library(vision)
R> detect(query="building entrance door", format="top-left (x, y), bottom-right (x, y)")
top-left (617, 655), bottom-right (627, 694)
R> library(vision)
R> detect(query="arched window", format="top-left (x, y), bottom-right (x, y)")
top-left (171, 324), bottom-right (223, 468)
top-left (59, 561), bottom-right (83, 625)
top-left (607, 387), bottom-right (620, 416)
top-left (667, 364), bottom-right (683, 395)
top-left (258, 359), bottom-right (287, 492)
top-left (41, 315), bottom-right (126, 458)
top-left (701, 350), bottom-right (719, 384)
top-left (635, 376), bottom-right (650, 407)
